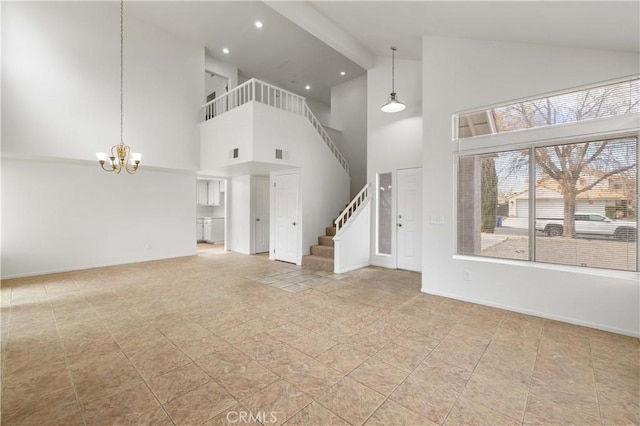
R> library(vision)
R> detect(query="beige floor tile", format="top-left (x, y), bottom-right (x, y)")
top-left (70, 354), bottom-right (143, 405)
top-left (445, 396), bottom-right (521, 426)
top-left (2, 358), bottom-right (72, 399)
top-left (393, 329), bottom-right (440, 354)
top-left (285, 401), bottom-right (350, 425)
top-left (348, 357), bottom-right (409, 396)
top-left (233, 331), bottom-right (287, 361)
top-left (389, 374), bottom-right (461, 424)
top-left (163, 322), bottom-right (229, 359)
top-left (316, 376), bottom-right (385, 426)
top-left (264, 320), bottom-right (310, 343)
top-left (461, 370), bottom-right (529, 421)
top-left (215, 360), bottom-right (280, 400)
top-left (202, 403), bottom-right (263, 425)
top-left (288, 331), bottom-right (337, 357)
top-left (147, 362), bottom-right (211, 404)
top-left (524, 386), bottom-right (601, 425)
top-left (373, 342), bottom-right (426, 372)
top-left (596, 381), bottom-right (640, 425)
top-left (364, 399), bottom-right (437, 426)
top-left (82, 381), bottom-right (162, 425)
top-left (282, 356), bottom-right (345, 397)
top-left (196, 346), bottom-right (254, 377)
top-left (3, 254), bottom-right (637, 426)
top-left (128, 338), bottom-right (192, 380)
top-left (163, 380), bottom-right (237, 425)
top-left (240, 379), bottom-right (312, 426)
top-left (316, 342), bottom-right (369, 375)
top-left (412, 356), bottom-right (472, 390)
top-left (1, 385), bottom-right (78, 424)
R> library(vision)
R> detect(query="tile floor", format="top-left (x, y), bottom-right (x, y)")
top-left (1, 247), bottom-right (638, 425)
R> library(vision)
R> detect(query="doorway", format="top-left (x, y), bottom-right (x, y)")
top-left (272, 171), bottom-right (299, 264)
top-left (397, 168), bottom-right (423, 272)
top-left (375, 167), bottom-right (423, 271)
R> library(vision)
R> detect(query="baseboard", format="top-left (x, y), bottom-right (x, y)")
top-left (422, 288), bottom-right (640, 338)
top-left (1, 252), bottom-right (197, 281)
top-left (335, 262), bottom-right (371, 274)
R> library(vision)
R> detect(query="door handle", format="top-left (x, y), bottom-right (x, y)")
top-left (292, 222), bottom-right (297, 226)
top-left (256, 218), bottom-right (260, 222)
top-left (398, 223), bottom-right (402, 227)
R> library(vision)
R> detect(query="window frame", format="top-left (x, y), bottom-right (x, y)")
top-left (454, 78), bottom-right (640, 276)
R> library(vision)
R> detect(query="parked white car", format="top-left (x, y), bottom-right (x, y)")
top-left (535, 213), bottom-right (637, 241)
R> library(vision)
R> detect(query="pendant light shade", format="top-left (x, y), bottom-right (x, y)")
top-left (381, 46), bottom-right (406, 113)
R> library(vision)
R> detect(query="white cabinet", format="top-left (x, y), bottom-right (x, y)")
top-left (203, 219), bottom-right (213, 242)
top-left (211, 218), bottom-right (224, 243)
top-left (197, 180), bottom-right (222, 206)
top-left (196, 219), bottom-right (204, 241)
top-left (197, 181), bottom-right (209, 206)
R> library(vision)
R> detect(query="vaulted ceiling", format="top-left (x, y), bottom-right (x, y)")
top-left (128, 1), bottom-right (640, 105)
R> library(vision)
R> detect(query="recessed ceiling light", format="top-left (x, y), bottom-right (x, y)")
top-left (222, 48), bottom-right (230, 54)
top-left (305, 85), bottom-right (311, 90)
top-left (255, 21), bottom-right (263, 28)
top-left (340, 71), bottom-right (346, 76)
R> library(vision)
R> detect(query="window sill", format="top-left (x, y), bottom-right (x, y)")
top-left (452, 254), bottom-right (640, 281)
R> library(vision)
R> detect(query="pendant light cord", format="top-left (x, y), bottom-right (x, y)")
top-left (120, 0), bottom-right (124, 145)
top-left (391, 46), bottom-right (396, 94)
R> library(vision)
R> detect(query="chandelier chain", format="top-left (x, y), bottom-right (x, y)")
top-left (120, 0), bottom-right (124, 145)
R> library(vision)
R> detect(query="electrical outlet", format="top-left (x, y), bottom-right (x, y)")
top-left (464, 270), bottom-right (472, 281)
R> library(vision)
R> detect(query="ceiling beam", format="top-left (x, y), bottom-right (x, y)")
top-left (263, 0), bottom-right (375, 70)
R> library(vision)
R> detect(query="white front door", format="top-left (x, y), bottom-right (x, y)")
top-left (274, 172), bottom-right (299, 263)
top-left (254, 177), bottom-right (270, 253)
top-left (397, 168), bottom-right (422, 272)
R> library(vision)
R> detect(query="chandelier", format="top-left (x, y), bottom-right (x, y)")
top-left (381, 46), bottom-right (406, 113)
top-left (96, 0), bottom-right (141, 174)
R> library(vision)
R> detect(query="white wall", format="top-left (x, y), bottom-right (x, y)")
top-left (422, 36), bottom-right (640, 336)
top-left (1, 2), bottom-right (203, 278)
top-left (252, 103), bottom-right (350, 262)
top-left (1, 158), bottom-right (196, 278)
top-left (205, 55), bottom-right (238, 91)
top-left (2, 2), bottom-right (202, 170)
top-left (334, 201), bottom-right (371, 273)
top-left (200, 103), bottom-right (255, 172)
top-left (367, 56), bottom-right (423, 269)
top-left (304, 98), bottom-right (331, 126)
top-left (228, 175), bottom-right (251, 254)
top-left (331, 75), bottom-right (368, 198)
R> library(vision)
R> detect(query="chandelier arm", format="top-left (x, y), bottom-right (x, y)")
top-left (100, 161), bottom-right (114, 172)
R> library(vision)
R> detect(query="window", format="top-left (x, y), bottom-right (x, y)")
top-left (377, 173), bottom-right (393, 255)
top-left (455, 77), bottom-right (639, 139)
top-left (458, 137), bottom-right (638, 272)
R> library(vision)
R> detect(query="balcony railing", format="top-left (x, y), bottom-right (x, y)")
top-left (202, 78), bottom-right (349, 175)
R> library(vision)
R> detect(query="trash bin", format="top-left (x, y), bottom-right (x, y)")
top-left (496, 216), bottom-right (503, 227)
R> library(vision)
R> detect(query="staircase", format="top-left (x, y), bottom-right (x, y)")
top-left (301, 184), bottom-right (371, 274)
top-left (302, 225), bottom-right (336, 272)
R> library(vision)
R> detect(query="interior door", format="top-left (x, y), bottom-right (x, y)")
top-left (274, 172), bottom-right (299, 263)
top-left (254, 177), bottom-right (270, 253)
top-left (397, 168), bottom-right (422, 272)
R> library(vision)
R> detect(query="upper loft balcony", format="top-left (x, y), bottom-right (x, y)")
top-left (199, 79), bottom-right (349, 178)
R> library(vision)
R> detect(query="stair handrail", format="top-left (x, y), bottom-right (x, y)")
top-left (334, 183), bottom-right (370, 234)
top-left (201, 78), bottom-right (350, 176)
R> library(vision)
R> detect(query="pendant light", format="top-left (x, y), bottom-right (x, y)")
top-left (96, 0), bottom-right (142, 174)
top-left (381, 46), bottom-right (406, 113)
